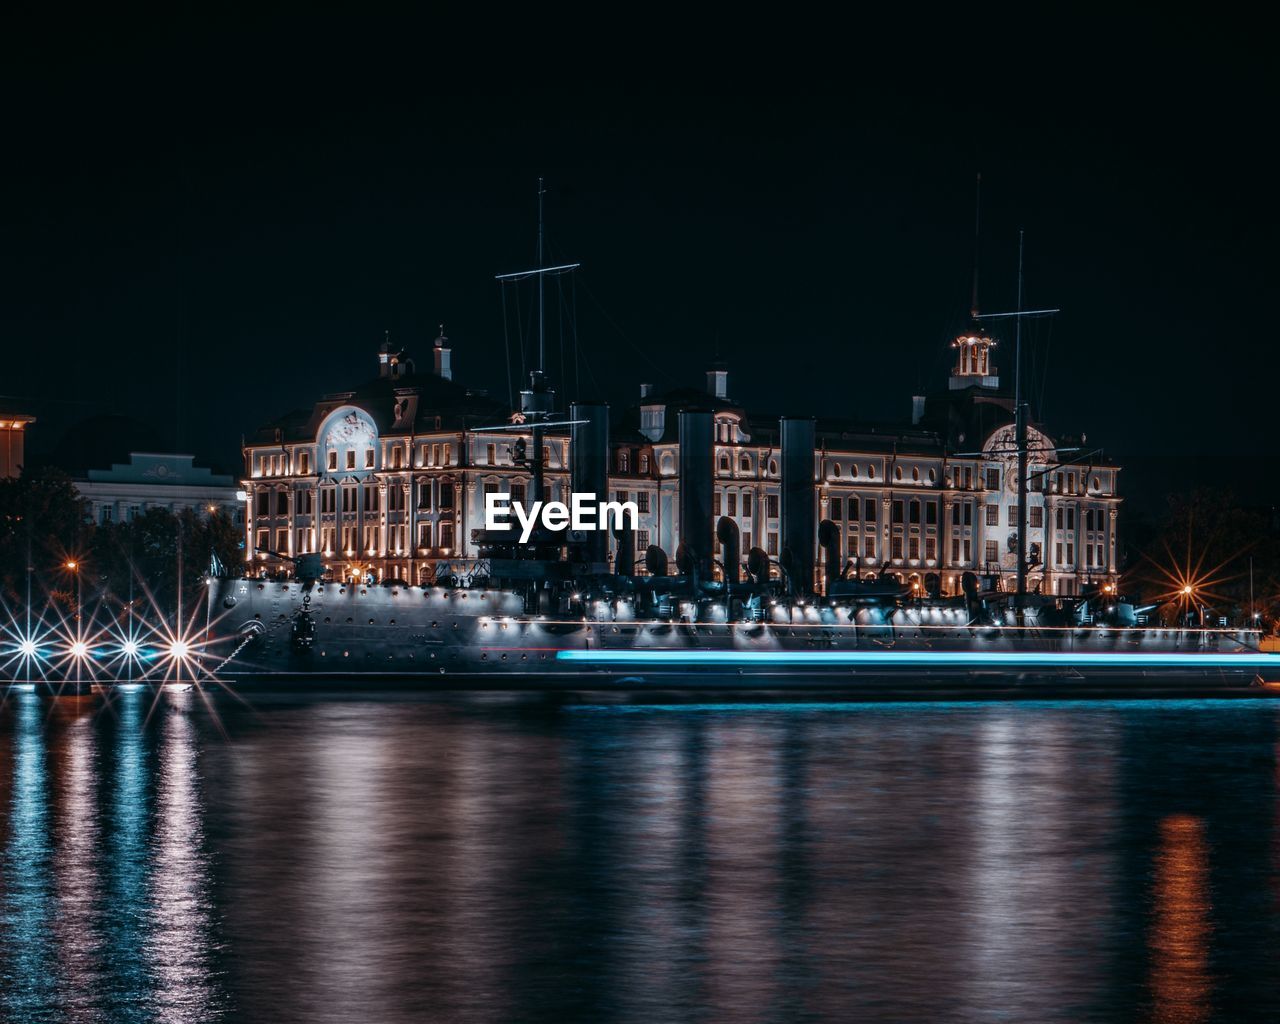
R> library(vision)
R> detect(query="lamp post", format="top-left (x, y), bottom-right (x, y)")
top-left (65, 559), bottom-right (82, 689)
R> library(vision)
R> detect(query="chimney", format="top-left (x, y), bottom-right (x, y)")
top-left (639, 383), bottom-right (653, 399)
top-left (378, 338), bottom-right (392, 378)
top-left (434, 325), bottom-right (452, 381)
top-left (706, 362), bottom-right (728, 400)
top-left (911, 395), bottom-right (926, 425)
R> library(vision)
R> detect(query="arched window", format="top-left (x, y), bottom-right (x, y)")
top-left (851, 465), bottom-right (860, 479)
top-left (768, 459), bottom-right (778, 475)
top-left (912, 467), bottom-right (920, 482)
top-left (832, 462), bottom-right (841, 479)
top-left (894, 466), bottom-right (903, 481)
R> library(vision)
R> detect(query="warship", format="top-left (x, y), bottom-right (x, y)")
top-left (199, 195), bottom-right (1279, 697)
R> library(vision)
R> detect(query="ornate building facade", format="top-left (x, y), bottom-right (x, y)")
top-left (241, 328), bottom-right (1119, 596)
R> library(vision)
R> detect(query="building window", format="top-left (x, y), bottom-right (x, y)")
top-left (637, 529), bottom-right (650, 551)
top-left (769, 459), bottom-right (778, 475)
top-left (511, 482), bottom-right (526, 507)
top-left (439, 482), bottom-right (455, 509)
top-left (1066, 543), bottom-right (1075, 565)
top-left (1030, 506), bottom-right (1043, 528)
top-left (713, 492), bottom-right (722, 516)
top-left (256, 529), bottom-right (269, 551)
top-left (985, 468), bottom-right (999, 490)
top-left (418, 522), bottom-right (433, 549)
top-left (719, 454), bottom-right (730, 473)
top-left (256, 491), bottom-right (269, 516)
top-left (986, 504), bottom-right (999, 526)
top-left (962, 503), bottom-right (973, 526)
top-left (985, 540), bottom-right (998, 565)
top-left (618, 451), bottom-right (630, 473)
top-left (963, 539), bottom-right (972, 562)
top-left (392, 447), bottom-right (403, 469)
top-left (100, 506), bottom-right (113, 525)
top-left (346, 450), bottom-right (356, 470)
top-left (767, 495), bottom-right (779, 518)
top-left (909, 500), bottom-right (920, 524)
top-left (891, 537), bottom-right (903, 561)
top-left (744, 493), bottom-right (754, 519)
top-left (638, 492), bottom-right (650, 513)
top-left (925, 502), bottom-right (937, 525)
top-left (892, 501), bottom-right (904, 524)
top-left (299, 452), bottom-right (310, 474)
top-left (727, 493), bottom-right (737, 517)
top-left (327, 451), bottom-right (338, 471)
top-left (740, 455), bottom-right (751, 472)
top-left (925, 537), bottom-right (936, 561)
top-left (908, 537), bottom-right (919, 560)
top-left (951, 538), bottom-right (961, 562)
top-left (363, 449), bottom-right (374, 469)
top-left (831, 497), bottom-right (843, 521)
top-left (894, 466), bottom-right (903, 481)
top-left (864, 499), bottom-right (876, 522)
top-left (277, 491), bottom-right (288, 516)
top-left (767, 532), bottom-right (779, 556)
top-left (864, 535), bottom-right (876, 559)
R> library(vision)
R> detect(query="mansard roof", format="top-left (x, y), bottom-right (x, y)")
top-left (250, 369), bottom-right (512, 445)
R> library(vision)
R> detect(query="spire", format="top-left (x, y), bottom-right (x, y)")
top-left (433, 323), bottom-right (452, 380)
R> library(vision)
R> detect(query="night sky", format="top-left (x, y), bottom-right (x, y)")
top-left (2, 14), bottom-right (1273, 509)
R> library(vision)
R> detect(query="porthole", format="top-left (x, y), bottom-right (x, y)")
top-left (346, 617), bottom-right (353, 623)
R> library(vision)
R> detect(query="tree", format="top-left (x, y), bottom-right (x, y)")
top-left (1125, 490), bottom-right (1280, 630)
top-left (0, 467), bottom-right (91, 605)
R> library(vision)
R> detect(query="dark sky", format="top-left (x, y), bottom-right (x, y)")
top-left (2, 13), bottom-right (1274, 506)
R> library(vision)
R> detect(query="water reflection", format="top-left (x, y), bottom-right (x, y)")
top-left (2, 695), bottom-right (1280, 1021)
top-left (1150, 815), bottom-right (1210, 1024)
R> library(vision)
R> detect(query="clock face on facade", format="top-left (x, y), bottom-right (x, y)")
top-left (1004, 463), bottom-right (1019, 494)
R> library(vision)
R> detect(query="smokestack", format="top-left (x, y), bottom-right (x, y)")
top-left (706, 363), bottom-right (728, 399)
top-left (570, 402), bottom-right (609, 567)
top-left (678, 410), bottom-right (714, 581)
top-left (911, 395), bottom-right (926, 425)
top-left (780, 417), bottom-right (816, 596)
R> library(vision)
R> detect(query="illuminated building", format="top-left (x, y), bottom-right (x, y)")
top-left (73, 452), bottom-right (242, 526)
top-left (0, 412), bottom-right (35, 478)
top-left (242, 326), bottom-right (1118, 596)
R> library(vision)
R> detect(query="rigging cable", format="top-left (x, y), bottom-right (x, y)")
top-left (500, 280), bottom-right (514, 409)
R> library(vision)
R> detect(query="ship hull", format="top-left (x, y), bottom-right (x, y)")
top-left (201, 579), bottom-right (1280, 696)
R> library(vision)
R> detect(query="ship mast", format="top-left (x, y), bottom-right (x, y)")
top-left (974, 233), bottom-right (1057, 618)
top-left (493, 179), bottom-right (580, 508)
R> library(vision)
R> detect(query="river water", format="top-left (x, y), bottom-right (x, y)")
top-left (2, 687), bottom-right (1280, 1022)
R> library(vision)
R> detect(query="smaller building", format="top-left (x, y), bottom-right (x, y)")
top-left (0, 412), bottom-right (35, 478)
top-left (74, 452), bottom-right (243, 527)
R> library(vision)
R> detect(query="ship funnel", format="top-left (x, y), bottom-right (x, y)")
top-left (780, 417), bottom-right (816, 597)
top-left (678, 410), bottom-right (714, 581)
top-left (570, 402), bottom-right (609, 567)
top-left (717, 516), bottom-right (740, 584)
